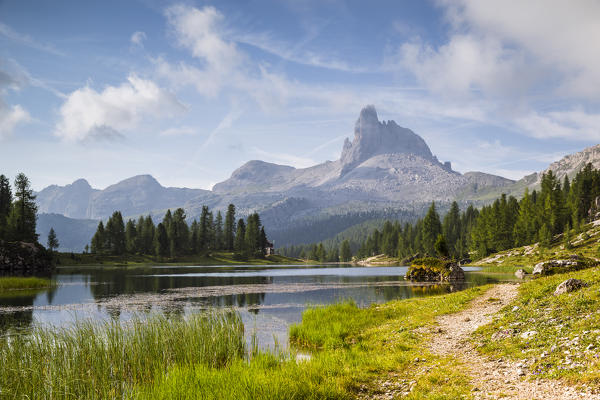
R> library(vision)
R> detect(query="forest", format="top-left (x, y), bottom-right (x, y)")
top-left (89, 204), bottom-right (270, 259)
top-left (280, 164), bottom-right (600, 262)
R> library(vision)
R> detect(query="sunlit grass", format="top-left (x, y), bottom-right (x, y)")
top-left (0, 276), bottom-right (54, 291)
top-left (0, 312), bottom-right (245, 399)
top-left (473, 267), bottom-right (600, 384)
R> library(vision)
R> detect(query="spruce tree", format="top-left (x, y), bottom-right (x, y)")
top-left (340, 240), bottom-right (352, 262)
top-left (7, 173), bottom-right (38, 243)
top-left (214, 211), bottom-right (224, 250)
top-left (91, 221), bottom-right (105, 254)
top-left (422, 202), bottom-right (442, 256)
top-left (125, 219), bottom-right (137, 254)
top-left (47, 227), bottom-right (59, 253)
top-left (224, 204), bottom-right (236, 251)
top-left (155, 222), bottom-right (169, 258)
top-left (0, 174), bottom-right (11, 239)
top-left (234, 219), bottom-right (246, 254)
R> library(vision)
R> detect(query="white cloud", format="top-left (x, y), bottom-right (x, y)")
top-left (55, 75), bottom-right (185, 141)
top-left (130, 31), bottom-right (147, 47)
top-left (515, 109), bottom-right (600, 141)
top-left (251, 147), bottom-right (315, 169)
top-left (0, 64), bottom-right (31, 138)
top-left (0, 100), bottom-right (30, 139)
top-left (395, 0), bottom-right (600, 102)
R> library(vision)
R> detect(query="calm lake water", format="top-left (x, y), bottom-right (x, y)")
top-left (0, 264), bottom-right (512, 348)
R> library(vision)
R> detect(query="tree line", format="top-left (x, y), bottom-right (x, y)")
top-left (282, 163), bottom-right (600, 261)
top-left (0, 173), bottom-right (39, 244)
top-left (90, 204), bottom-right (270, 259)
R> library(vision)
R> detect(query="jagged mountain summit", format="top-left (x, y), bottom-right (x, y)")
top-left (37, 105), bottom-right (515, 249)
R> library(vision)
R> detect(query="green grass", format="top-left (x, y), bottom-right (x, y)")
top-left (137, 287), bottom-right (491, 399)
top-left (0, 312), bottom-right (245, 399)
top-left (0, 276), bottom-right (54, 291)
top-left (56, 252), bottom-right (305, 266)
top-left (474, 222), bottom-right (600, 271)
top-left (473, 267), bottom-right (600, 385)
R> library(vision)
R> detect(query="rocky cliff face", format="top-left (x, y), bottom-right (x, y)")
top-left (537, 144), bottom-right (600, 183)
top-left (340, 105), bottom-right (435, 174)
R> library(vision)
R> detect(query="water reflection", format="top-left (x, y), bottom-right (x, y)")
top-left (0, 264), bottom-right (513, 347)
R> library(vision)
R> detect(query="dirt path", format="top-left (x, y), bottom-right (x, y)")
top-left (429, 283), bottom-right (599, 400)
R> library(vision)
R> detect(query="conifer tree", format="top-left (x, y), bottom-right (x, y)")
top-left (47, 227), bottom-right (59, 253)
top-left (125, 219), bottom-right (137, 254)
top-left (340, 240), bottom-right (352, 262)
top-left (234, 219), bottom-right (246, 254)
top-left (91, 221), bottom-right (105, 254)
top-left (422, 202), bottom-right (442, 255)
top-left (155, 222), bottom-right (169, 258)
top-left (224, 204), bottom-right (236, 251)
top-left (0, 174), bottom-right (11, 239)
top-left (7, 173), bottom-right (38, 243)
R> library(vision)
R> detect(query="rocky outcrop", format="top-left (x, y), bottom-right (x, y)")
top-left (554, 278), bottom-right (589, 295)
top-left (532, 255), bottom-right (596, 276)
top-left (405, 258), bottom-right (465, 282)
top-left (515, 269), bottom-right (528, 279)
top-left (340, 105), bottom-right (435, 174)
top-left (0, 241), bottom-right (53, 274)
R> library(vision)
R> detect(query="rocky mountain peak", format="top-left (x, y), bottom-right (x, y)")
top-left (340, 105), bottom-right (435, 174)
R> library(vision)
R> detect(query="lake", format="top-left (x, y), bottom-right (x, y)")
top-left (0, 264), bottom-right (512, 348)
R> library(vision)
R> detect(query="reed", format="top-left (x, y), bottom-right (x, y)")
top-left (0, 312), bottom-right (245, 399)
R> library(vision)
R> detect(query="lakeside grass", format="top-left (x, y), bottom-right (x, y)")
top-left (473, 267), bottom-right (600, 384)
top-left (0, 312), bottom-right (245, 399)
top-left (136, 286), bottom-right (490, 399)
top-left (56, 252), bottom-right (305, 267)
top-left (0, 276), bottom-right (54, 291)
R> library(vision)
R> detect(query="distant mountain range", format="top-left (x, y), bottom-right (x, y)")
top-left (35, 105), bottom-right (600, 251)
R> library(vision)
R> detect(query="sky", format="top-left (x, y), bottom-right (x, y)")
top-left (1, 0), bottom-right (600, 191)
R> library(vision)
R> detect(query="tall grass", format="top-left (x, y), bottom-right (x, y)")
top-left (0, 276), bottom-right (53, 291)
top-left (0, 312), bottom-right (245, 399)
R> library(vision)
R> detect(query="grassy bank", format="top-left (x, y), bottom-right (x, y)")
top-left (0, 312), bottom-right (245, 399)
top-left (473, 267), bottom-right (600, 384)
top-left (474, 221), bottom-right (600, 270)
top-left (0, 276), bottom-right (54, 291)
top-left (135, 286), bottom-right (490, 399)
top-left (56, 252), bottom-right (304, 267)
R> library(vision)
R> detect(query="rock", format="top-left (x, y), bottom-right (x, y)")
top-left (512, 306), bottom-right (520, 312)
top-left (532, 261), bottom-right (551, 275)
top-left (458, 258), bottom-right (472, 266)
top-left (0, 240), bottom-right (53, 273)
top-left (517, 368), bottom-right (526, 376)
top-left (520, 330), bottom-right (538, 339)
top-left (515, 269), bottom-right (527, 279)
top-left (554, 278), bottom-right (589, 296)
top-left (405, 257), bottom-right (465, 283)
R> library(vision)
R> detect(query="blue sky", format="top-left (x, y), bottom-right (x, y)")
top-left (1, 0), bottom-right (599, 190)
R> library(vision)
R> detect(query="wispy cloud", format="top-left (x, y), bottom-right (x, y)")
top-left (251, 146), bottom-right (315, 168)
top-left (0, 22), bottom-right (64, 56)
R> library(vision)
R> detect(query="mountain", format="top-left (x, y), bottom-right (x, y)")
top-left (35, 105), bottom-right (517, 249)
top-left (37, 213), bottom-right (99, 252)
top-left (37, 175), bottom-right (216, 220)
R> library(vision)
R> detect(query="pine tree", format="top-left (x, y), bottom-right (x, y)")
top-left (224, 204), bottom-right (236, 251)
top-left (7, 173), bottom-right (38, 243)
top-left (125, 219), bottom-right (137, 254)
top-left (234, 219), bottom-right (246, 254)
top-left (155, 222), bottom-right (169, 258)
top-left (434, 234), bottom-right (449, 258)
top-left (0, 174), bottom-right (11, 239)
top-left (47, 227), bottom-right (59, 252)
top-left (214, 211), bottom-right (224, 250)
top-left (443, 201), bottom-right (461, 257)
top-left (422, 202), bottom-right (442, 255)
top-left (91, 221), bottom-right (105, 254)
top-left (340, 240), bottom-right (352, 262)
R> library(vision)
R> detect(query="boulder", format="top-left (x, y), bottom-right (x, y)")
top-left (0, 241), bottom-right (53, 273)
top-left (458, 258), bottom-right (472, 266)
top-left (515, 269), bottom-right (528, 279)
top-left (554, 278), bottom-right (589, 296)
top-left (532, 257), bottom-right (594, 276)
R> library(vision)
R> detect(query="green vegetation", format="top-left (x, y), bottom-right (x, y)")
top-left (0, 172), bottom-right (39, 243)
top-left (90, 204), bottom-right (273, 262)
top-left (0, 312), bottom-right (245, 399)
top-left (0, 276), bottom-right (53, 291)
top-left (56, 251), bottom-right (302, 266)
top-left (285, 163), bottom-right (600, 265)
top-left (473, 267), bottom-right (600, 384)
top-left (137, 287), bottom-right (489, 399)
